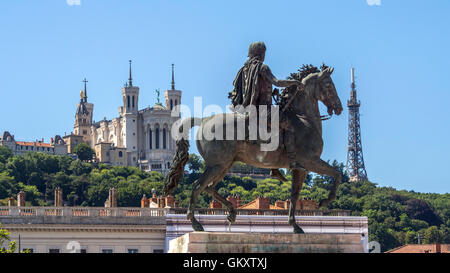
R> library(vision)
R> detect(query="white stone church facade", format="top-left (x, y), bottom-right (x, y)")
top-left (65, 62), bottom-right (181, 174)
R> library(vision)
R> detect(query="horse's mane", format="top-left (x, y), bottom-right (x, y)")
top-left (274, 63), bottom-right (330, 109)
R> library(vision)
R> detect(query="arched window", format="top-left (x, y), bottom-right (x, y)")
top-left (163, 128), bottom-right (167, 149)
top-left (155, 127), bottom-right (160, 149)
top-left (175, 99), bottom-right (178, 106)
top-left (170, 99), bottom-right (173, 110)
top-left (149, 129), bottom-right (153, 149)
top-left (132, 96), bottom-right (135, 108)
top-left (127, 96), bottom-right (130, 108)
top-left (119, 151), bottom-right (123, 157)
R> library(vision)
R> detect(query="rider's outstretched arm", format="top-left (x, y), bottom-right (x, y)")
top-left (262, 65), bottom-right (300, 87)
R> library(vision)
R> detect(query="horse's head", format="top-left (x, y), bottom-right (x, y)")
top-left (302, 67), bottom-right (343, 116)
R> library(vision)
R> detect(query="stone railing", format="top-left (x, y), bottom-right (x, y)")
top-left (0, 207), bottom-right (167, 218)
top-left (166, 208), bottom-right (350, 217)
top-left (0, 207), bottom-right (350, 218)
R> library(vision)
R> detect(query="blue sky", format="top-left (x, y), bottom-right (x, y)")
top-left (0, 0), bottom-right (449, 193)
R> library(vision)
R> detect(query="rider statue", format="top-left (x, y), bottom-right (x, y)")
top-left (229, 41), bottom-right (306, 179)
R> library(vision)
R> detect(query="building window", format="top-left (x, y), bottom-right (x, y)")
top-left (132, 96), bottom-right (135, 108)
top-left (149, 129), bottom-right (152, 149)
top-left (170, 99), bottom-right (173, 110)
top-left (127, 249), bottom-right (139, 254)
top-left (80, 249), bottom-right (87, 253)
top-left (163, 128), bottom-right (167, 149)
top-left (83, 130), bottom-right (87, 135)
top-left (119, 151), bottom-right (123, 157)
top-left (151, 164), bottom-right (162, 170)
top-left (48, 249), bottom-right (60, 253)
top-left (175, 99), bottom-right (178, 106)
top-left (127, 95), bottom-right (130, 108)
top-left (102, 249), bottom-right (113, 253)
top-left (155, 128), bottom-right (160, 149)
top-left (153, 249), bottom-right (164, 253)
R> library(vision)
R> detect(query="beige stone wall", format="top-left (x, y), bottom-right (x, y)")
top-left (6, 226), bottom-right (166, 253)
top-left (94, 143), bottom-right (127, 166)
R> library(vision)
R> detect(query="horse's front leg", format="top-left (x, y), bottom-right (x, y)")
top-left (205, 187), bottom-right (237, 224)
top-left (187, 165), bottom-right (230, 231)
top-left (289, 169), bottom-right (306, 234)
top-left (187, 178), bottom-right (205, 232)
top-left (304, 158), bottom-right (342, 208)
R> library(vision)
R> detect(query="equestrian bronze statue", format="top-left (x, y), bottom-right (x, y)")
top-left (163, 43), bottom-right (343, 234)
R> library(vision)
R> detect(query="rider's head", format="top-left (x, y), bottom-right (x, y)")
top-left (248, 42), bottom-right (266, 62)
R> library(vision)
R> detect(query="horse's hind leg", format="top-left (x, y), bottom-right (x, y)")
top-left (304, 158), bottom-right (342, 208)
top-left (289, 169), bottom-right (307, 234)
top-left (187, 164), bottom-right (230, 231)
top-left (205, 187), bottom-right (237, 224)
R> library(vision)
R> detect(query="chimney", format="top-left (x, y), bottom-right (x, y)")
top-left (165, 195), bottom-right (175, 208)
top-left (141, 194), bottom-right (149, 208)
top-left (8, 197), bottom-right (15, 207)
top-left (157, 196), bottom-right (165, 208)
top-left (105, 187), bottom-right (117, 208)
top-left (226, 195), bottom-right (241, 208)
top-left (210, 199), bottom-right (222, 209)
top-left (255, 196), bottom-right (270, 210)
top-left (274, 200), bottom-right (285, 209)
top-left (54, 187), bottom-right (63, 207)
top-left (300, 198), bottom-right (318, 210)
top-left (435, 243), bottom-right (441, 253)
top-left (17, 191), bottom-right (26, 207)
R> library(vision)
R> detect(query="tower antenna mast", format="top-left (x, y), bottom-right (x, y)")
top-left (346, 67), bottom-right (368, 182)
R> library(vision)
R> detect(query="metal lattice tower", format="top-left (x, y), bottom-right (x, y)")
top-left (346, 67), bottom-right (368, 182)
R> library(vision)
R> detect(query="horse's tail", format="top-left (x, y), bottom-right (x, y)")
top-left (163, 117), bottom-right (201, 196)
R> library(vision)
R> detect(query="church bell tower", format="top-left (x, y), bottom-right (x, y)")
top-left (74, 78), bottom-right (94, 146)
top-left (120, 60), bottom-right (139, 165)
top-left (164, 63), bottom-right (182, 116)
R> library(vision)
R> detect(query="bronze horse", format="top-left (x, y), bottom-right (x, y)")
top-left (163, 67), bottom-right (343, 233)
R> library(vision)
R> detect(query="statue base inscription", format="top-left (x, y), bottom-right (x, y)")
top-left (168, 232), bottom-right (364, 253)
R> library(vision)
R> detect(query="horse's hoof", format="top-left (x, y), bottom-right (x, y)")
top-left (293, 224), bottom-right (305, 234)
top-left (270, 170), bottom-right (288, 182)
top-left (227, 211), bottom-right (236, 224)
top-left (192, 219), bottom-right (204, 232)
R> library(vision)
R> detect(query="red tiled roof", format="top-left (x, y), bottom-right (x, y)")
top-left (386, 244), bottom-right (450, 253)
top-left (16, 141), bottom-right (53, 148)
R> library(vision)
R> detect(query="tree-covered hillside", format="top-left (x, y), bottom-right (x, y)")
top-left (0, 147), bottom-right (448, 251)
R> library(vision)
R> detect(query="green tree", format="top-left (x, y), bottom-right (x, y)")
top-left (0, 224), bottom-right (17, 253)
top-left (73, 143), bottom-right (94, 162)
top-left (424, 226), bottom-right (442, 243)
top-left (188, 154), bottom-right (204, 173)
top-left (0, 146), bottom-right (13, 164)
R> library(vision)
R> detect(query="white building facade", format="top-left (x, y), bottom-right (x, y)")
top-left (72, 62), bottom-right (181, 173)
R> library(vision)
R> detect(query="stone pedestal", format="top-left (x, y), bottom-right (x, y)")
top-left (169, 232), bottom-right (364, 253)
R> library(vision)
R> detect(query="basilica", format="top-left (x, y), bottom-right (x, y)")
top-left (63, 62), bottom-right (182, 174)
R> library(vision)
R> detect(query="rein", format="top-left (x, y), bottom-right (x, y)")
top-left (297, 114), bottom-right (332, 121)
top-left (280, 84), bottom-right (333, 122)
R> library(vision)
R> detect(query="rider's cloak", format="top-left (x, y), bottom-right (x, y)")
top-left (230, 57), bottom-right (264, 107)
